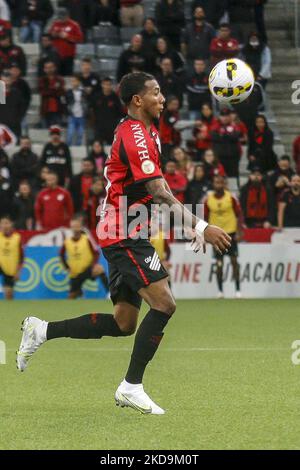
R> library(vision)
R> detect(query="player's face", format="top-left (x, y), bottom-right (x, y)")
top-left (0, 218), bottom-right (13, 234)
top-left (70, 220), bottom-right (82, 234)
top-left (213, 177), bottom-right (225, 192)
top-left (141, 80), bottom-right (165, 119)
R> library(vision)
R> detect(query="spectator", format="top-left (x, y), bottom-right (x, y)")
top-left (234, 82), bottom-right (264, 131)
top-left (58, 0), bottom-right (93, 36)
top-left (10, 136), bottom-right (39, 191)
top-left (163, 159), bottom-right (188, 204)
top-left (140, 17), bottom-right (159, 59)
top-left (117, 34), bottom-right (149, 82)
top-left (37, 165), bottom-right (50, 191)
top-left (186, 59), bottom-right (211, 120)
top-left (69, 157), bottom-right (95, 213)
top-left (202, 148), bottom-right (226, 181)
top-left (120, 0), bottom-right (144, 28)
top-left (66, 74), bottom-right (87, 146)
top-left (171, 146), bottom-right (194, 180)
top-left (248, 114), bottom-right (277, 173)
top-left (268, 155), bottom-right (295, 202)
top-left (159, 95), bottom-right (181, 161)
top-left (86, 176), bottom-right (106, 229)
top-left (155, 57), bottom-right (183, 106)
top-left (78, 57), bottom-right (101, 100)
top-left (49, 7), bottom-right (83, 76)
top-left (19, 0), bottom-right (53, 43)
top-left (191, 0), bottom-right (227, 29)
top-left (240, 167), bottom-right (274, 228)
top-left (93, 0), bottom-right (118, 25)
top-left (0, 0), bottom-right (10, 21)
top-left (0, 71), bottom-right (25, 138)
top-left (40, 125), bottom-right (73, 187)
top-left (9, 62), bottom-right (31, 133)
top-left (242, 31), bottom-right (271, 88)
top-left (181, 7), bottom-right (215, 64)
top-left (185, 163), bottom-right (210, 214)
top-left (278, 175), bottom-right (300, 229)
top-left (210, 23), bottom-right (240, 66)
top-left (0, 32), bottom-right (27, 75)
top-left (211, 108), bottom-right (241, 178)
top-left (88, 140), bottom-right (107, 175)
top-left (39, 60), bottom-right (65, 127)
top-left (153, 36), bottom-right (184, 76)
top-left (35, 170), bottom-right (74, 230)
top-left (91, 77), bottom-right (124, 145)
top-left (155, 0), bottom-right (185, 50)
top-left (37, 33), bottom-right (60, 77)
top-left (12, 180), bottom-right (35, 229)
top-left (192, 103), bottom-right (218, 159)
top-left (0, 17), bottom-right (11, 39)
top-left (293, 135), bottom-right (300, 174)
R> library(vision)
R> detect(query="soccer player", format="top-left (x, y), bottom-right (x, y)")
top-left (203, 175), bottom-right (243, 299)
top-left (60, 215), bottom-right (109, 299)
top-left (17, 72), bottom-right (231, 415)
top-left (0, 216), bottom-right (24, 300)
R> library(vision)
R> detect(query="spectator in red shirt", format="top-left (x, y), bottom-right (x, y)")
top-left (86, 176), bottom-right (106, 230)
top-left (35, 169), bottom-right (74, 230)
top-left (163, 160), bottom-right (188, 204)
top-left (159, 95), bottom-right (181, 161)
top-left (210, 23), bottom-right (240, 66)
top-left (193, 103), bottom-right (218, 160)
top-left (211, 108), bottom-right (241, 178)
top-left (68, 157), bottom-right (96, 213)
top-left (0, 18), bottom-right (11, 39)
top-left (39, 60), bottom-right (65, 128)
top-left (49, 7), bottom-right (83, 76)
top-left (171, 146), bottom-right (194, 181)
top-left (240, 167), bottom-right (274, 228)
top-left (293, 135), bottom-right (300, 174)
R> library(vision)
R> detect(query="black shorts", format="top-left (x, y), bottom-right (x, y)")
top-left (102, 238), bottom-right (169, 310)
top-left (70, 266), bottom-right (94, 293)
top-left (214, 232), bottom-right (239, 259)
top-left (0, 268), bottom-right (15, 288)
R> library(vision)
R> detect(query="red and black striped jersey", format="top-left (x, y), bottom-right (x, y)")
top-left (97, 116), bottom-right (163, 247)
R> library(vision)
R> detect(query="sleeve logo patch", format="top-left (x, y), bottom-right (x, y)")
top-left (141, 160), bottom-right (155, 175)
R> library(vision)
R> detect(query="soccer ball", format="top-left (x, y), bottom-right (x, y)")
top-left (208, 58), bottom-right (255, 105)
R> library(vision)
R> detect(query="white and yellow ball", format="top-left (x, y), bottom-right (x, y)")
top-left (208, 58), bottom-right (255, 105)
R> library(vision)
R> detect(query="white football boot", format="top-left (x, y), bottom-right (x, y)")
top-left (217, 291), bottom-right (224, 299)
top-left (16, 316), bottom-right (47, 372)
top-left (115, 380), bottom-right (165, 415)
top-left (235, 291), bottom-right (242, 299)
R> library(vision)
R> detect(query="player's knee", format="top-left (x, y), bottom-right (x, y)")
top-left (119, 323), bottom-right (136, 336)
top-left (157, 298), bottom-right (176, 316)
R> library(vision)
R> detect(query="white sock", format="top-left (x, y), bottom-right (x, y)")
top-left (121, 379), bottom-right (143, 391)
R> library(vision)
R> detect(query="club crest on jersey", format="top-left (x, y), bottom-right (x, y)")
top-left (141, 160), bottom-right (155, 175)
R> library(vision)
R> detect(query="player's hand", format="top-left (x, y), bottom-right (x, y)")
top-left (204, 225), bottom-right (232, 255)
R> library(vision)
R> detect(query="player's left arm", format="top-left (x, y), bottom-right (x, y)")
top-left (15, 242), bottom-right (24, 281)
top-left (231, 195), bottom-right (244, 241)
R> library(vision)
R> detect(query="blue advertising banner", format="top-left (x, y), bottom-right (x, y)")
top-left (0, 247), bottom-right (109, 299)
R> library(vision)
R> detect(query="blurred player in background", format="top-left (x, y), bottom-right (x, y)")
top-left (0, 216), bottom-right (23, 300)
top-left (204, 175), bottom-right (243, 299)
top-left (60, 215), bottom-right (108, 299)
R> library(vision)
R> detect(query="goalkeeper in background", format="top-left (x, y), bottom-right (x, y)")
top-left (60, 215), bottom-right (109, 299)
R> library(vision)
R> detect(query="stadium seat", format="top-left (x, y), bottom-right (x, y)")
top-left (120, 27), bottom-right (141, 43)
top-left (92, 24), bottom-right (120, 45)
top-left (76, 43), bottom-right (95, 58)
top-left (98, 59), bottom-right (118, 75)
top-left (97, 45), bottom-right (123, 59)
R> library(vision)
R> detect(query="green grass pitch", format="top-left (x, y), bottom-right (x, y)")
top-left (1, 298), bottom-right (300, 450)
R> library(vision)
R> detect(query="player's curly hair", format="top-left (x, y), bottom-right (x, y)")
top-left (119, 72), bottom-right (155, 106)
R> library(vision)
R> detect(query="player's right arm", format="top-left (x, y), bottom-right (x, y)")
top-left (146, 178), bottom-right (231, 253)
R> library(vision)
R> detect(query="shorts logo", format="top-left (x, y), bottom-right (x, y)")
top-left (145, 256), bottom-right (151, 264)
top-left (141, 160), bottom-right (155, 175)
top-left (148, 252), bottom-right (161, 271)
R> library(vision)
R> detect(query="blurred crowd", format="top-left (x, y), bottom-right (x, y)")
top-left (0, 0), bottom-right (299, 232)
